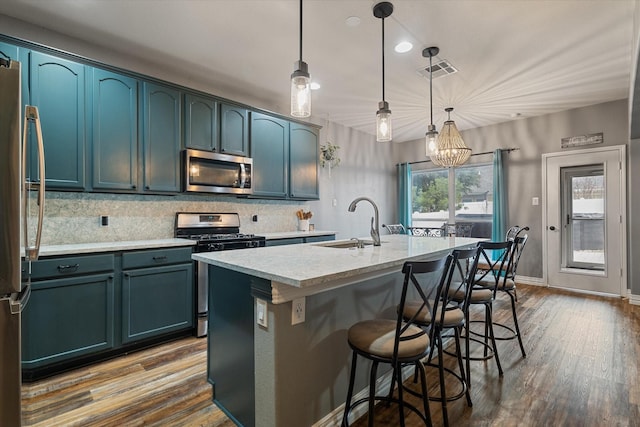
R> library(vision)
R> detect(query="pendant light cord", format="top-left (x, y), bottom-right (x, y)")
top-left (429, 53), bottom-right (433, 125)
top-left (299, 0), bottom-right (303, 62)
top-left (381, 16), bottom-right (386, 102)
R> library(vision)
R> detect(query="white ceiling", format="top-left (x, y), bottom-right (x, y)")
top-left (0, 0), bottom-right (636, 142)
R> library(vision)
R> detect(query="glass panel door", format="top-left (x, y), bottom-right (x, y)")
top-left (561, 165), bottom-right (605, 270)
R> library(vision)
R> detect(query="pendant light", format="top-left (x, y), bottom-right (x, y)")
top-left (430, 107), bottom-right (472, 167)
top-left (291, 0), bottom-right (311, 118)
top-left (423, 46), bottom-right (439, 157)
top-left (373, 2), bottom-right (393, 142)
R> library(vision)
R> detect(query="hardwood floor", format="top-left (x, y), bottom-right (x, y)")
top-left (351, 284), bottom-right (640, 427)
top-left (21, 338), bottom-right (235, 427)
top-left (22, 284), bottom-right (640, 426)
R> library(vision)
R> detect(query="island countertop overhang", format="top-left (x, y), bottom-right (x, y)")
top-left (192, 235), bottom-right (482, 290)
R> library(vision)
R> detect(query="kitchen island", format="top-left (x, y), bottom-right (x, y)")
top-left (193, 234), bottom-right (481, 427)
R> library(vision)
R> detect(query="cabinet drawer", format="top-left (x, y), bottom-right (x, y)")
top-left (27, 254), bottom-right (115, 280)
top-left (122, 247), bottom-right (192, 269)
top-left (305, 235), bottom-right (335, 243)
top-left (265, 238), bottom-right (304, 247)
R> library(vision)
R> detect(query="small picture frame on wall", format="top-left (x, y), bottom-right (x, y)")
top-left (309, 223), bottom-right (315, 231)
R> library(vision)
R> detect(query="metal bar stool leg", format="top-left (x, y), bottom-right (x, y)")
top-left (507, 290), bottom-right (527, 358)
top-left (342, 351), bottom-right (359, 427)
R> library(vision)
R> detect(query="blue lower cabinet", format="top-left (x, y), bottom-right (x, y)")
top-left (22, 273), bottom-right (115, 369)
top-left (265, 237), bottom-right (304, 246)
top-left (122, 263), bottom-right (194, 343)
top-left (303, 235), bottom-right (335, 243)
top-left (21, 247), bottom-right (194, 377)
top-left (265, 234), bottom-right (335, 246)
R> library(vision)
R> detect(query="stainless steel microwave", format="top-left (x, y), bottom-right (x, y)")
top-left (183, 149), bottom-right (253, 195)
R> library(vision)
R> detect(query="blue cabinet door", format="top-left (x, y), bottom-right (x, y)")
top-left (27, 51), bottom-right (86, 189)
top-left (0, 41), bottom-right (18, 62)
top-left (91, 68), bottom-right (139, 191)
top-left (21, 273), bottom-right (115, 369)
top-left (289, 123), bottom-right (319, 200)
top-left (143, 82), bottom-right (181, 192)
top-left (220, 104), bottom-right (249, 156)
top-left (122, 263), bottom-right (194, 343)
top-left (250, 112), bottom-right (289, 198)
top-left (185, 93), bottom-right (217, 151)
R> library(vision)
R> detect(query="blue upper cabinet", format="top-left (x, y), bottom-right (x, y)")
top-left (0, 41), bottom-right (18, 62)
top-left (26, 51), bottom-right (86, 189)
top-left (91, 68), bottom-right (139, 191)
top-left (143, 82), bottom-right (182, 193)
top-left (250, 112), bottom-right (289, 198)
top-left (0, 42), bottom-right (23, 109)
top-left (289, 123), bottom-right (319, 200)
top-left (220, 104), bottom-right (249, 156)
top-left (184, 93), bottom-right (218, 152)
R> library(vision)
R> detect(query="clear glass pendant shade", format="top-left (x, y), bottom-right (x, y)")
top-left (376, 101), bottom-right (392, 142)
top-left (291, 62), bottom-right (311, 118)
top-left (425, 124), bottom-right (438, 156)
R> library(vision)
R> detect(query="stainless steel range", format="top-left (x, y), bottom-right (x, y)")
top-left (175, 212), bottom-right (265, 337)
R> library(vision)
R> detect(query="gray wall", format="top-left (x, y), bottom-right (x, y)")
top-left (394, 99), bottom-right (630, 280)
top-left (308, 121), bottom-right (396, 240)
top-left (626, 2), bottom-right (640, 299)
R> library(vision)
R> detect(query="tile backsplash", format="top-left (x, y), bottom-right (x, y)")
top-left (39, 192), bottom-right (309, 245)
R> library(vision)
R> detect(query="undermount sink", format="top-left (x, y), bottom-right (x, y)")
top-left (313, 240), bottom-right (376, 249)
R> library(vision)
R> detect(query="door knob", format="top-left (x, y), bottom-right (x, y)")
top-left (549, 226), bottom-right (556, 231)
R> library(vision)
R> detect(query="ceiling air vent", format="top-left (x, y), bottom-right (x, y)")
top-left (417, 59), bottom-right (458, 80)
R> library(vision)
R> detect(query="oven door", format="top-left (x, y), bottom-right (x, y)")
top-left (183, 149), bottom-right (252, 195)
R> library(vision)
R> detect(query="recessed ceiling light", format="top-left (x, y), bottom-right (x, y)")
top-left (395, 41), bottom-right (413, 53)
top-left (310, 82), bottom-right (321, 90)
top-left (345, 16), bottom-right (361, 27)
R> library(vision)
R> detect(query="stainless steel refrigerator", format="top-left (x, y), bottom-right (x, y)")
top-left (0, 58), bottom-right (45, 426)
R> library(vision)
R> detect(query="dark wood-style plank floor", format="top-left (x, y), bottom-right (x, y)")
top-left (22, 284), bottom-right (640, 426)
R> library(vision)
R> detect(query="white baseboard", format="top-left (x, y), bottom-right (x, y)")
top-left (516, 275), bottom-right (545, 286)
top-left (312, 365), bottom-right (414, 427)
top-left (629, 293), bottom-right (640, 305)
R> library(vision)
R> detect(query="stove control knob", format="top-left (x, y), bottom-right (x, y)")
top-left (209, 243), bottom-right (224, 251)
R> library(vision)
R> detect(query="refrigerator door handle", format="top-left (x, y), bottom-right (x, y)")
top-left (8, 284), bottom-right (31, 315)
top-left (22, 105), bottom-right (45, 261)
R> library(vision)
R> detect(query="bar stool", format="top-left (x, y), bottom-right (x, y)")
top-left (452, 240), bottom-right (514, 386)
top-left (382, 224), bottom-right (407, 234)
top-left (401, 247), bottom-right (481, 427)
top-left (341, 256), bottom-right (452, 427)
top-left (475, 234), bottom-right (529, 358)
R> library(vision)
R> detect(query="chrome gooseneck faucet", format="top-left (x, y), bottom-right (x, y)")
top-left (347, 197), bottom-right (381, 246)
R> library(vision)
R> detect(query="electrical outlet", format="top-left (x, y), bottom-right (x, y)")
top-left (532, 197), bottom-right (539, 206)
top-left (291, 297), bottom-right (305, 325)
top-left (257, 298), bottom-right (268, 328)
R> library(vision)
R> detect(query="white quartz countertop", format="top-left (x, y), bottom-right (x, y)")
top-left (260, 230), bottom-right (337, 239)
top-left (193, 235), bottom-right (481, 290)
top-left (33, 238), bottom-right (196, 257)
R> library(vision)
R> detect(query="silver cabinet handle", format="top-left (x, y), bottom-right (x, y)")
top-left (57, 263), bottom-right (79, 273)
top-left (22, 105), bottom-right (45, 261)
